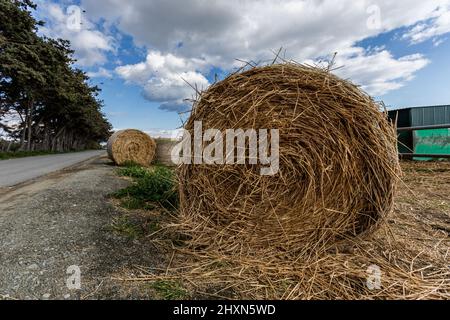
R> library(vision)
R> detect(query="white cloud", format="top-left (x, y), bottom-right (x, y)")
top-left (81, 0), bottom-right (450, 60)
top-left (87, 67), bottom-right (113, 79)
top-left (326, 48), bottom-right (430, 96)
top-left (37, 1), bottom-right (115, 66)
top-left (74, 0), bottom-right (450, 109)
top-left (403, 4), bottom-right (450, 44)
top-left (112, 128), bottom-right (181, 139)
top-left (116, 51), bottom-right (209, 111)
top-left (145, 128), bottom-right (182, 139)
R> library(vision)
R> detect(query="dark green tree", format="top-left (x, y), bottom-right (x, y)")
top-left (0, 0), bottom-right (111, 152)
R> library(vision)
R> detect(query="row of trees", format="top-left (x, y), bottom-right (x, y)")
top-left (0, 0), bottom-right (111, 152)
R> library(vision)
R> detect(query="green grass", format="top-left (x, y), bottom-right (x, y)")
top-left (114, 164), bottom-right (178, 210)
top-left (116, 163), bottom-right (151, 179)
top-left (150, 280), bottom-right (188, 300)
top-left (0, 150), bottom-right (60, 160)
top-left (119, 197), bottom-right (157, 210)
top-left (110, 216), bottom-right (143, 239)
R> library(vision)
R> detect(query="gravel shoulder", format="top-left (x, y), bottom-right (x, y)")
top-left (0, 156), bottom-right (163, 300)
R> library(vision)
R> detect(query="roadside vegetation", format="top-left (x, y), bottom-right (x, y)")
top-left (113, 163), bottom-right (178, 211)
top-left (148, 280), bottom-right (188, 300)
top-left (0, 150), bottom-right (60, 160)
top-left (110, 163), bottom-right (202, 299)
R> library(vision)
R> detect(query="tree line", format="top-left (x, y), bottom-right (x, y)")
top-left (0, 0), bottom-right (111, 152)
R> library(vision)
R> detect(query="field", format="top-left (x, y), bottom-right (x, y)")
top-left (1, 156), bottom-right (448, 300)
top-left (0, 150), bottom-right (60, 160)
top-left (111, 160), bottom-right (450, 300)
top-left (391, 161), bottom-right (450, 264)
top-left (396, 161), bottom-right (450, 235)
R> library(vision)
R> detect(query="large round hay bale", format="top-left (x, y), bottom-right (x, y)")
top-left (107, 129), bottom-right (156, 166)
top-left (154, 138), bottom-right (178, 167)
top-left (178, 63), bottom-right (400, 253)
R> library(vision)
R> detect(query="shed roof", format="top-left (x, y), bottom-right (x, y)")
top-left (388, 104), bottom-right (450, 112)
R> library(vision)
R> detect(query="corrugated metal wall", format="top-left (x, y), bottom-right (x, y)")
top-left (410, 105), bottom-right (450, 159)
top-left (410, 105), bottom-right (450, 126)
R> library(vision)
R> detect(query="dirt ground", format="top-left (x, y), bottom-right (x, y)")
top-left (386, 161), bottom-right (450, 271)
top-left (394, 161), bottom-right (450, 241)
top-left (0, 157), bottom-right (448, 300)
top-left (118, 160), bottom-right (450, 299)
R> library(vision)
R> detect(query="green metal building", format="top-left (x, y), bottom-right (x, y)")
top-left (388, 105), bottom-right (450, 160)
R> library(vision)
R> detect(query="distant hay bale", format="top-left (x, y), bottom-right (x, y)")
top-left (107, 129), bottom-right (156, 166)
top-left (178, 63), bottom-right (400, 254)
top-left (154, 138), bottom-right (178, 167)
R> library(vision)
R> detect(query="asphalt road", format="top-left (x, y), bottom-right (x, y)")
top-left (0, 150), bottom-right (106, 188)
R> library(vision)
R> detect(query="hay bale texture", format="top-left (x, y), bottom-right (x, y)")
top-left (178, 63), bottom-right (400, 254)
top-left (154, 138), bottom-right (178, 167)
top-left (107, 129), bottom-right (156, 166)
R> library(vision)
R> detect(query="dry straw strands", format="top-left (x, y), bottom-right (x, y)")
top-left (178, 62), bottom-right (401, 254)
top-left (107, 129), bottom-right (156, 166)
top-left (125, 63), bottom-right (449, 300)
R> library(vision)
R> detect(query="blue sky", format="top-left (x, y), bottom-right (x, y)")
top-left (357, 27), bottom-right (450, 108)
top-left (34, 0), bottom-right (450, 135)
top-left (379, 38), bottom-right (450, 108)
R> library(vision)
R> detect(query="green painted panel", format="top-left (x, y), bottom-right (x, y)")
top-left (413, 128), bottom-right (450, 160)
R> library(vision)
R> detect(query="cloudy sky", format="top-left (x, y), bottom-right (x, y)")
top-left (34, 0), bottom-right (450, 134)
